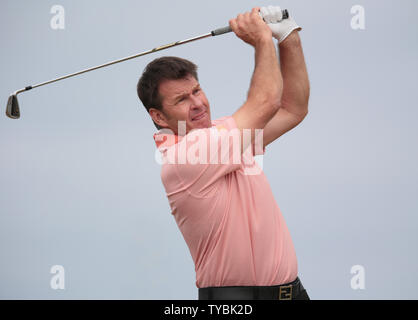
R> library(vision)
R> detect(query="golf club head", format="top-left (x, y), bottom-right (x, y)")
top-left (6, 94), bottom-right (20, 119)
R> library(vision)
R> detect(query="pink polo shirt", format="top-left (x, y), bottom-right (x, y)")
top-left (153, 116), bottom-right (298, 288)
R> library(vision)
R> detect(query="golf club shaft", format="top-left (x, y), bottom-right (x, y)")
top-left (6, 9), bottom-right (289, 119)
top-left (26, 32), bottom-right (213, 92)
top-left (17, 9), bottom-right (289, 94)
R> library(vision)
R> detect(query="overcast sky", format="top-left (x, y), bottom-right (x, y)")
top-left (1, 0), bottom-right (417, 299)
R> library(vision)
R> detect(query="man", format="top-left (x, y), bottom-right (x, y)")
top-left (137, 6), bottom-right (310, 300)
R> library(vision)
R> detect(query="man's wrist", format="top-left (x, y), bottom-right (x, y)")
top-left (254, 35), bottom-right (275, 49)
top-left (278, 30), bottom-right (301, 48)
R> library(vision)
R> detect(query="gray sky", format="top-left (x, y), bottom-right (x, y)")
top-left (1, 0), bottom-right (417, 299)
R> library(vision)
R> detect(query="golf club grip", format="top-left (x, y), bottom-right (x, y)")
top-left (211, 9), bottom-right (289, 36)
top-left (211, 26), bottom-right (232, 36)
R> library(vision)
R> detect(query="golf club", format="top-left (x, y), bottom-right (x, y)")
top-left (5, 9), bottom-right (289, 119)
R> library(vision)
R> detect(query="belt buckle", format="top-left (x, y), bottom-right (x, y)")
top-left (278, 285), bottom-right (293, 300)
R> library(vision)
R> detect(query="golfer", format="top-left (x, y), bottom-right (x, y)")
top-left (137, 6), bottom-right (310, 300)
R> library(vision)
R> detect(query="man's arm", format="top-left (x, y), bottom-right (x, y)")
top-left (263, 30), bottom-right (310, 148)
top-left (230, 7), bottom-right (283, 154)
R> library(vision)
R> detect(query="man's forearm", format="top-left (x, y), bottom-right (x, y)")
top-left (248, 38), bottom-right (283, 109)
top-left (278, 31), bottom-right (310, 118)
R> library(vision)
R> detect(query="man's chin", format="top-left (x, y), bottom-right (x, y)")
top-left (189, 113), bottom-right (211, 129)
top-left (170, 115), bottom-right (211, 135)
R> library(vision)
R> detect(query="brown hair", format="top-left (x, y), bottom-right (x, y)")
top-left (137, 56), bottom-right (198, 129)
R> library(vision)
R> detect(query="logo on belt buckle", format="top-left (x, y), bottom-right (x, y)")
top-left (279, 285), bottom-right (293, 300)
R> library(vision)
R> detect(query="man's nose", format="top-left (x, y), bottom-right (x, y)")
top-left (189, 94), bottom-right (204, 108)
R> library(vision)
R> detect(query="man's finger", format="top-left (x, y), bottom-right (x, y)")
top-left (260, 7), bottom-right (270, 23)
top-left (270, 5), bottom-right (283, 23)
top-left (229, 18), bottom-right (238, 32)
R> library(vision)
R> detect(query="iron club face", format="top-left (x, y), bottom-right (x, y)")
top-left (6, 94), bottom-right (20, 119)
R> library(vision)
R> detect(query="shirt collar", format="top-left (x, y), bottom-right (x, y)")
top-left (153, 130), bottom-right (183, 149)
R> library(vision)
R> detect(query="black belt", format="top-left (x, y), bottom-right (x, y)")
top-left (199, 277), bottom-right (304, 300)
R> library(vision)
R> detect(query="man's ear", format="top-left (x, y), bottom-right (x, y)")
top-left (149, 108), bottom-right (169, 128)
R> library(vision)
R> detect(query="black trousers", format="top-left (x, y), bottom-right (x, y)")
top-left (294, 287), bottom-right (310, 300)
top-left (199, 277), bottom-right (310, 300)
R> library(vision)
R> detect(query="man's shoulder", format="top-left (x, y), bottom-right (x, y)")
top-left (211, 115), bottom-right (237, 131)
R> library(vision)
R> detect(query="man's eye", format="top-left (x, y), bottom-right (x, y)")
top-left (193, 89), bottom-right (201, 95)
top-left (176, 97), bottom-right (186, 104)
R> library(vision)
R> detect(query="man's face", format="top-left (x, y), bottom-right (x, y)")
top-left (150, 75), bottom-right (212, 135)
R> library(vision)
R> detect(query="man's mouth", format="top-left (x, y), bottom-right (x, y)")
top-left (192, 112), bottom-right (206, 121)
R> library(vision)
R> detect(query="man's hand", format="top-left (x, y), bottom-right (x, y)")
top-left (260, 6), bottom-right (302, 43)
top-left (229, 7), bottom-right (272, 47)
